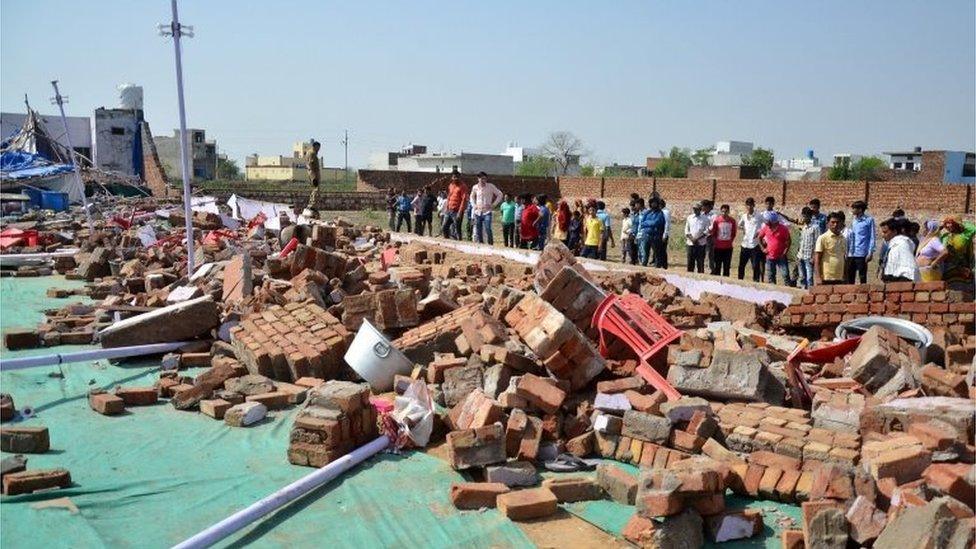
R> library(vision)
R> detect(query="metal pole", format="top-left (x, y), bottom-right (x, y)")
top-left (50, 81), bottom-right (94, 232)
top-left (164, 0), bottom-right (196, 273)
top-left (343, 129), bottom-right (348, 185)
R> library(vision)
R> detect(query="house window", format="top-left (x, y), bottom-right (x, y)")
top-left (193, 133), bottom-right (203, 143)
top-left (905, 162), bottom-right (914, 170)
top-left (893, 162), bottom-right (903, 169)
top-left (963, 164), bottom-right (975, 177)
top-left (110, 127), bottom-right (125, 135)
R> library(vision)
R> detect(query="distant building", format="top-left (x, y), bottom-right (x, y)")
top-left (503, 142), bottom-right (580, 175)
top-left (154, 129), bottom-right (217, 181)
top-left (688, 165), bottom-right (762, 180)
top-left (771, 150), bottom-right (822, 181)
top-left (93, 107), bottom-right (143, 176)
top-left (396, 152), bottom-right (514, 175)
top-left (883, 147), bottom-right (975, 184)
top-left (368, 145), bottom-right (428, 171)
top-left (245, 142), bottom-right (344, 182)
top-left (712, 140), bottom-right (753, 166)
top-left (0, 111), bottom-right (92, 166)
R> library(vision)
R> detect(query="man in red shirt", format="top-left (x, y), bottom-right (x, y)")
top-left (710, 204), bottom-right (737, 277)
top-left (442, 171), bottom-right (468, 239)
top-left (757, 212), bottom-right (792, 285)
top-left (519, 194), bottom-right (540, 248)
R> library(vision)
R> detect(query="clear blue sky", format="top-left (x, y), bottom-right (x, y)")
top-left (2, 1), bottom-right (974, 169)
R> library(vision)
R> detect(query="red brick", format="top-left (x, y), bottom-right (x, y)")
top-left (200, 399), bottom-right (232, 419)
top-left (869, 445), bottom-right (932, 484)
top-left (515, 373), bottom-right (567, 414)
top-left (923, 463), bottom-right (975, 508)
top-left (114, 386), bottom-right (158, 406)
top-left (449, 482), bottom-right (510, 509)
top-left (2, 468), bottom-right (71, 495)
top-left (597, 463), bottom-right (638, 504)
top-left (496, 487), bottom-right (558, 520)
top-left (542, 477), bottom-right (604, 502)
top-left (89, 392), bottom-right (124, 415)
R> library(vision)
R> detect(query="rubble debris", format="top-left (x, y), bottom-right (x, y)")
top-left (98, 295), bottom-right (220, 348)
top-left (224, 402), bottom-right (267, 427)
top-left (288, 381), bottom-right (377, 467)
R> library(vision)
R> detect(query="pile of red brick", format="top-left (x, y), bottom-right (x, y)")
top-left (288, 380), bottom-right (378, 467)
top-left (781, 281), bottom-right (974, 333)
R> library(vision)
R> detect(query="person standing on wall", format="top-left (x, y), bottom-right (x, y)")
top-left (500, 193), bottom-right (517, 247)
top-left (844, 200), bottom-right (876, 284)
top-left (737, 197), bottom-right (763, 281)
top-left (443, 171), bottom-right (468, 240)
top-left (710, 204), bottom-right (736, 277)
top-left (814, 211), bottom-right (848, 285)
top-left (303, 140), bottom-right (322, 218)
top-left (684, 202), bottom-right (708, 273)
top-left (470, 172), bottom-right (504, 245)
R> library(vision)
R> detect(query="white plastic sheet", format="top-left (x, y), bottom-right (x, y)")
top-left (392, 380), bottom-right (435, 447)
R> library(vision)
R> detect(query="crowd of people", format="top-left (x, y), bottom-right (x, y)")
top-left (385, 173), bottom-right (975, 291)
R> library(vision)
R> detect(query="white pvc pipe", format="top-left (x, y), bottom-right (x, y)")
top-left (0, 341), bottom-right (191, 371)
top-left (173, 434), bottom-right (391, 549)
top-left (0, 249), bottom-right (80, 262)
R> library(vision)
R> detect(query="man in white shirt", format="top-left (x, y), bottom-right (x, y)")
top-left (684, 202), bottom-right (709, 273)
top-left (468, 172), bottom-right (503, 245)
top-left (737, 197), bottom-right (763, 282)
top-left (880, 217), bottom-right (919, 282)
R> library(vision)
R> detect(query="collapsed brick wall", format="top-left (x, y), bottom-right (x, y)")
top-left (140, 121), bottom-right (169, 197)
top-left (357, 169), bottom-right (560, 198)
top-left (206, 189), bottom-right (387, 211)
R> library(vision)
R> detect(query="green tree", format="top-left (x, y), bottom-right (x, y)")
top-left (653, 147), bottom-right (693, 178)
top-left (579, 163), bottom-right (596, 176)
top-left (850, 156), bottom-right (887, 181)
top-left (692, 147), bottom-right (712, 166)
top-left (517, 156), bottom-right (557, 177)
top-left (217, 156), bottom-right (242, 180)
top-left (743, 147), bottom-right (775, 177)
top-left (827, 164), bottom-right (851, 181)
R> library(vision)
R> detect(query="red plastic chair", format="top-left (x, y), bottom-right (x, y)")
top-left (591, 293), bottom-right (683, 401)
top-left (785, 336), bottom-right (861, 408)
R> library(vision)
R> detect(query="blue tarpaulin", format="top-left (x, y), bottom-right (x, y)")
top-left (0, 150), bottom-right (75, 181)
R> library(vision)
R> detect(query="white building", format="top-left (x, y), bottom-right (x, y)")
top-left (502, 141), bottom-right (580, 175)
top-left (711, 140), bottom-right (753, 166)
top-left (832, 153), bottom-right (864, 167)
top-left (396, 152), bottom-right (514, 175)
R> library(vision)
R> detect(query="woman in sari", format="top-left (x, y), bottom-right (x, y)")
top-left (552, 200), bottom-right (571, 245)
top-left (939, 215), bottom-right (975, 289)
top-left (915, 219), bottom-right (948, 281)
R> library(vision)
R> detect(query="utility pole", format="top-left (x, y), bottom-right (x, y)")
top-left (158, 0), bottom-right (196, 273)
top-left (341, 130), bottom-right (349, 186)
top-left (49, 80), bottom-right (94, 232)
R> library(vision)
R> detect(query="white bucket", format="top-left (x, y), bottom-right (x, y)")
top-left (343, 319), bottom-right (413, 392)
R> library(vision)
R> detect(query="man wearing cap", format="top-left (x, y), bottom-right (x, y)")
top-left (302, 140), bottom-right (322, 218)
top-left (469, 172), bottom-right (503, 245)
top-left (844, 200), bottom-right (876, 284)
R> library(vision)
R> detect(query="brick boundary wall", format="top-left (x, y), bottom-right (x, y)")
top-left (357, 169), bottom-right (560, 198)
top-left (205, 189), bottom-right (387, 211)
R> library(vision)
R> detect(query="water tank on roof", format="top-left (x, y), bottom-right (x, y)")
top-left (118, 83), bottom-right (143, 110)
top-left (807, 149), bottom-right (815, 160)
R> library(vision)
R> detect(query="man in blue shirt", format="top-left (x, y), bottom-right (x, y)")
top-left (809, 198), bottom-right (828, 233)
top-left (639, 198), bottom-right (665, 267)
top-left (395, 189), bottom-right (413, 232)
top-left (844, 200), bottom-right (876, 284)
top-left (629, 198), bottom-right (643, 265)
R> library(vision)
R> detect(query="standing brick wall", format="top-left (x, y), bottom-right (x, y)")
top-left (140, 121), bottom-right (170, 197)
top-left (558, 177), bottom-right (602, 197)
top-left (654, 178), bottom-right (714, 203)
top-left (866, 181), bottom-right (971, 214)
top-left (714, 180), bottom-right (785, 207)
top-left (603, 177), bottom-right (653, 199)
top-left (784, 181), bottom-right (867, 214)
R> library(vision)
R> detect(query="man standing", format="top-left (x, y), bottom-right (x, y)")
top-left (519, 194), bottom-right (540, 249)
top-left (395, 189), bottom-right (413, 233)
top-left (710, 204), bottom-right (737, 277)
top-left (814, 212), bottom-right (847, 285)
top-left (386, 188), bottom-right (397, 232)
top-left (443, 172), bottom-right (468, 240)
top-left (470, 172), bottom-right (503, 245)
top-left (659, 199), bottom-right (671, 268)
top-left (643, 198), bottom-right (666, 268)
top-left (684, 203), bottom-right (709, 273)
top-left (844, 200), bottom-right (876, 284)
top-left (758, 212), bottom-right (792, 285)
top-left (303, 140), bottom-right (322, 218)
top-left (422, 186), bottom-right (437, 236)
top-left (701, 199), bottom-right (717, 273)
top-left (809, 198), bottom-right (827, 233)
top-left (499, 193), bottom-right (517, 247)
top-left (738, 198), bottom-right (762, 281)
top-left (595, 201), bottom-right (615, 260)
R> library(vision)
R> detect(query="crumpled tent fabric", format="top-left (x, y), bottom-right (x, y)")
top-left (0, 150), bottom-right (75, 180)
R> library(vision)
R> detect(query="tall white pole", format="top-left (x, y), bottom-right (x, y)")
top-left (163, 0), bottom-right (196, 273)
top-left (50, 81), bottom-right (94, 232)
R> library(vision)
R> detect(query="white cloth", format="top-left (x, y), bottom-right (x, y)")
top-left (661, 207), bottom-right (671, 237)
top-left (228, 194), bottom-right (296, 229)
top-left (684, 213), bottom-right (709, 246)
top-left (739, 212), bottom-right (762, 249)
top-left (436, 196), bottom-right (447, 214)
top-left (469, 182), bottom-right (503, 215)
top-left (883, 235), bottom-right (920, 281)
